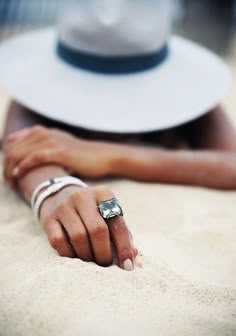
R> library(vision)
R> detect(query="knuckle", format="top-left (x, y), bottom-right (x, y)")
top-left (33, 125), bottom-right (49, 138)
top-left (49, 235), bottom-right (64, 250)
top-left (33, 125), bottom-right (45, 132)
top-left (91, 223), bottom-right (108, 238)
top-left (70, 189), bottom-right (87, 203)
top-left (94, 184), bottom-right (112, 196)
top-left (70, 230), bottom-right (86, 244)
top-left (52, 203), bottom-right (69, 219)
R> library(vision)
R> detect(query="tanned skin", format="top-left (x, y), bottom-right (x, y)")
top-left (2, 102), bottom-right (236, 269)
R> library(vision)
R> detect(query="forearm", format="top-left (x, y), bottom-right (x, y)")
top-left (111, 144), bottom-right (236, 190)
top-left (2, 102), bottom-right (68, 202)
top-left (2, 102), bottom-right (43, 143)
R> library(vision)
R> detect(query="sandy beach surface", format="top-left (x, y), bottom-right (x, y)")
top-left (0, 41), bottom-right (236, 335)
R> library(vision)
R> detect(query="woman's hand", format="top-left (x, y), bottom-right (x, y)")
top-left (39, 184), bottom-right (137, 270)
top-left (3, 126), bottom-right (116, 187)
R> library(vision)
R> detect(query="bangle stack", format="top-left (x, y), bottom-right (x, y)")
top-left (31, 176), bottom-right (88, 221)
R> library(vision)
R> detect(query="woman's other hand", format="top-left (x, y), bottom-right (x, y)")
top-left (3, 126), bottom-right (115, 187)
top-left (39, 184), bottom-right (137, 270)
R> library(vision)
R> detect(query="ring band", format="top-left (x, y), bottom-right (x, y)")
top-left (98, 197), bottom-right (123, 219)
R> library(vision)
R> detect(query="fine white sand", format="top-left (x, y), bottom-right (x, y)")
top-left (0, 42), bottom-right (236, 335)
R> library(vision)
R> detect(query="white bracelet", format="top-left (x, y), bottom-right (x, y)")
top-left (32, 177), bottom-right (88, 221)
top-left (31, 176), bottom-right (87, 208)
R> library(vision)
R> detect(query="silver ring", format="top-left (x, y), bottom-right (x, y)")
top-left (98, 197), bottom-right (124, 219)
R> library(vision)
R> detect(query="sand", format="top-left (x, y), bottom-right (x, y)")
top-left (0, 41), bottom-right (236, 335)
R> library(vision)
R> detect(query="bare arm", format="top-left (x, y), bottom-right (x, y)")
top-left (4, 104), bottom-right (236, 191)
top-left (109, 106), bottom-right (236, 189)
top-left (111, 145), bottom-right (236, 190)
top-left (6, 129), bottom-right (236, 191)
top-left (2, 102), bottom-right (69, 201)
top-left (186, 106), bottom-right (236, 151)
top-left (2, 102), bottom-right (137, 269)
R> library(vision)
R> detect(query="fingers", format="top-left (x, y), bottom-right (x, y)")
top-left (41, 188), bottom-right (112, 266)
top-left (4, 142), bottom-right (40, 179)
top-left (94, 185), bottom-right (135, 270)
top-left (5, 127), bottom-right (42, 157)
top-left (73, 190), bottom-right (113, 267)
top-left (3, 127), bottom-right (44, 185)
top-left (38, 184), bottom-right (136, 270)
top-left (6, 125), bottom-right (47, 147)
top-left (44, 218), bottom-right (75, 258)
top-left (108, 216), bottom-right (135, 270)
top-left (4, 145), bottom-right (55, 189)
top-left (58, 205), bottom-right (94, 262)
top-left (6, 127), bottom-right (31, 144)
top-left (12, 149), bottom-right (55, 177)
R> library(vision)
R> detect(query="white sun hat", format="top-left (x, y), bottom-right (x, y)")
top-left (0, 0), bottom-right (230, 133)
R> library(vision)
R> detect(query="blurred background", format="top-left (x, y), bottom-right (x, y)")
top-left (0, 0), bottom-right (235, 127)
top-left (0, 0), bottom-right (235, 56)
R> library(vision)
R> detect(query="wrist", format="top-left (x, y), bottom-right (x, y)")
top-left (109, 143), bottom-right (165, 179)
top-left (18, 165), bottom-right (69, 203)
top-left (109, 143), bottom-right (131, 176)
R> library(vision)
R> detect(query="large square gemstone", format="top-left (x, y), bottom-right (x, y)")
top-left (98, 198), bottom-right (123, 219)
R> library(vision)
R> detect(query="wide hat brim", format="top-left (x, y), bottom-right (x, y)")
top-left (0, 28), bottom-right (230, 133)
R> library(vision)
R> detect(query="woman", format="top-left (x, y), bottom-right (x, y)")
top-left (1, 0), bottom-right (236, 271)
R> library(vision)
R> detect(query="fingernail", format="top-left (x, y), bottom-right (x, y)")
top-left (123, 259), bottom-right (134, 271)
top-left (7, 130), bottom-right (28, 142)
top-left (7, 133), bottom-right (21, 142)
top-left (7, 134), bottom-right (17, 142)
top-left (12, 167), bottom-right (19, 176)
